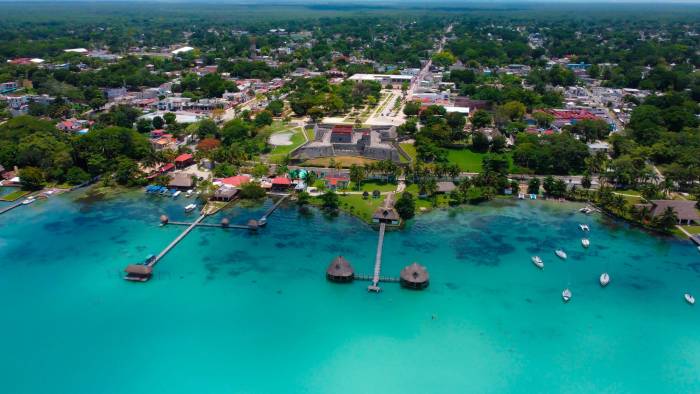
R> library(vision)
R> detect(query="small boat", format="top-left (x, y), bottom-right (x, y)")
top-left (599, 272), bottom-right (610, 287)
top-left (685, 293), bottom-right (695, 305)
top-left (579, 224), bottom-right (590, 231)
top-left (21, 197), bottom-right (36, 205)
top-left (579, 206), bottom-right (593, 214)
top-left (186, 189), bottom-right (193, 197)
top-left (518, 193), bottom-right (525, 200)
top-left (172, 190), bottom-right (181, 198)
top-left (185, 203), bottom-right (197, 212)
top-left (562, 288), bottom-right (572, 303)
top-left (531, 256), bottom-right (544, 269)
top-left (555, 249), bottom-right (568, 260)
top-left (582, 238), bottom-right (590, 248)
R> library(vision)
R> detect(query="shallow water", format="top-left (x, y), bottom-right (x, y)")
top-left (1, 190), bottom-right (699, 393)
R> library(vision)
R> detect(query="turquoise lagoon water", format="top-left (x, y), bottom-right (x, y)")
top-left (1, 190), bottom-right (700, 393)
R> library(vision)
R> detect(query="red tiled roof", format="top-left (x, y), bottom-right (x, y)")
top-left (174, 153), bottom-right (193, 162)
top-left (326, 176), bottom-right (349, 186)
top-left (271, 177), bottom-right (291, 185)
top-left (332, 125), bottom-right (354, 134)
top-left (221, 175), bottom-right (251, 187)
top-left (160, 163), bottom-right (175, 172)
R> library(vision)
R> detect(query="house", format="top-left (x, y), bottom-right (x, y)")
top-left (0, 81), bottom-right (18, 94)
top-left (168, 172), bottom-right (194, 190)
top-left (436, 181), bottom-right (457, 194)
top-left (220, 175), bottom-right (250, 187)
top-left (212, 187), bottom-right (239, 202)
top-left (324, 176), bottom-right (350, 190)
top-left (587, 141), bottom-right (611, 155)
top-left (174, 153), bottom-right (194, 168)
top-left (271, 177), bottom-right (292, 191)
top-left (635, 200), bottom-right (700, 225)
top-left (372, 207), bottom-right (401, 226)
top-left (56, 119), bottom-right (91, 133)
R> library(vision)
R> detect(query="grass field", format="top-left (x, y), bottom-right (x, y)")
top-left (446, 149), bottom-right (514, 173)
top-left (399, 143), bottom-right (417, 163)
top-left (337, 193), bottom-right (386, 223)
top-left (302, 156), bottom-right (378, 168)
top-left (0, 189), bottom-right (29, 202)
top-left (348, 180), bottom-right (397, 192)
top-left (267, 128), bottom-right (306, 163)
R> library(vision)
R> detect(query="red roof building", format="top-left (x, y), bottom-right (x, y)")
top-left (221, 175), bottom-right (251, 187)
top-left (271, 177), bottom-right (292, 185)
top-left (174, 153), bottom-right (194, 168)
top-left (159, 163), bottom-right (175, 173)
top-left (331, 124), bottom-right (354, 134)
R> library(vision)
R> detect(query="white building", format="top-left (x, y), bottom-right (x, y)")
top-left (347, 73), bottom-right (413, 87)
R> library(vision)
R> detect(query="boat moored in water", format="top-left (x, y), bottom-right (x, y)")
top-left (531, 256), bottom-right (544, 269)
top-left (185, 203), bottom-right (197, 212)
top-left (555, 249), bottom-right (568, 260)
top-left (685, 293), bottom-right (695, 305)
top-left (562, 288), bottom-right (572, 303)
top-left (21, 196), bottom-right (36, 205)
top-left (172, 190), bottom-right (181, 198)
top-left (186, 189), bottom-right (193, 197)
top-left (579, 224), bottom-right (590, 231)
top-left (579, 206), bottom-right (594, 214)
top-left (600, 272), bottom-right (610, 287)
top-left (582, 238), bottom-right (590, 248)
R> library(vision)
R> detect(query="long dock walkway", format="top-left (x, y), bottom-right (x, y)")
top-left (150, 214), bottom-right (206, 267)
top-left (368, 222), bottom-right (386, 292)
top-left (167, 221), bottom-right (250, 230)
top-left (0, 202), bottom-right (23, 215)
top-left (259, 194), bottom-right (289, 224)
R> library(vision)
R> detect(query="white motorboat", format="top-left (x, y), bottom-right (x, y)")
top-left (186, 189), bottom-right (193, 197)
top-left (579, 224), bottom-right (590, 231)
top-left (555, 249), bottom-right (568, 260)
top-left (582, 238), bottom-right (590, 248)
top-left (599, 272), bottom-right (610, 287)
top-left (172, 190), bottom-right (181, 198)
top-left (579, 206), bottom-right (593, 214)
top-left (531, 256), bottom-right (544, 269)
top-left (562, 288), bottom-right (572, 303)
top-left (21, 197), bottom-right (36, 205)
top-left (685, 293), bottom-right (695, 305)
top-left (184, 203), bottom-right (197, 213)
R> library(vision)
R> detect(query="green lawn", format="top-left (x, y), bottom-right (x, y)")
top-left (336, 193), bottom-right (386, 223)
top-left (682, 225), bottom-right (700, 235)
top-left (262, 120), bottom-right (291, 134)
top-left (399, 143), bottom-right (417, 163)
top-left (348, 180), bottom-right (397, 192)
top-left (268, 128), bottom-right (306, 163)
top-left (0, 189), bottom-right (29, 202)
top-left (446, 149), bottom-right (487, 172)
top-left (446, 148), bottom-right (513, 173)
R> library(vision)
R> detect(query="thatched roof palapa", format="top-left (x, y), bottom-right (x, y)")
top-left (326, 255), bottom-right (355, 282)
top-left (400, 262), bottom-right (429, 289)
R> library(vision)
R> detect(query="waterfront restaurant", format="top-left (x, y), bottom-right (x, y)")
top-left (174, 153), bottom-right (194, 168)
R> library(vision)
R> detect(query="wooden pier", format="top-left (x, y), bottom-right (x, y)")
top-left (355, 274), bottom-right (400, 283)
top-left (0, 201), bottom-right (23, 215)
top-left (258, 194), bottom-right (289, 225)
top-left (368, 222), bottom-right (386, 292)
top-left (166, 221), bottom-right (251, 230)
top-left (150, 214), bottom-right (206, 267)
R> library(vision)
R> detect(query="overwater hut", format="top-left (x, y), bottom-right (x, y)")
top-left (271, 176), bottom-right (292, 192)
top-left (124, 264), bottom-right (153, 282)
top-left (372, 207), bottom-right (401, 225)
top-left (400, 262), bottom-right (429, 290)
top-left (326, 256), bottom-right (355, 283)
top-left (212, 187), bottom-right (238, 202)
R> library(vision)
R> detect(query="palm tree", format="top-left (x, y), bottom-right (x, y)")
top-left (654, 207), bottom-right (679, 232)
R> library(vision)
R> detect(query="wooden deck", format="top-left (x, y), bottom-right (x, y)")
top-left (258, 194), bottom-right (289, 225)
top-left (149, 214), bottom-right (206, 267)
top-left (368, 222), bottom-right (386, 292)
